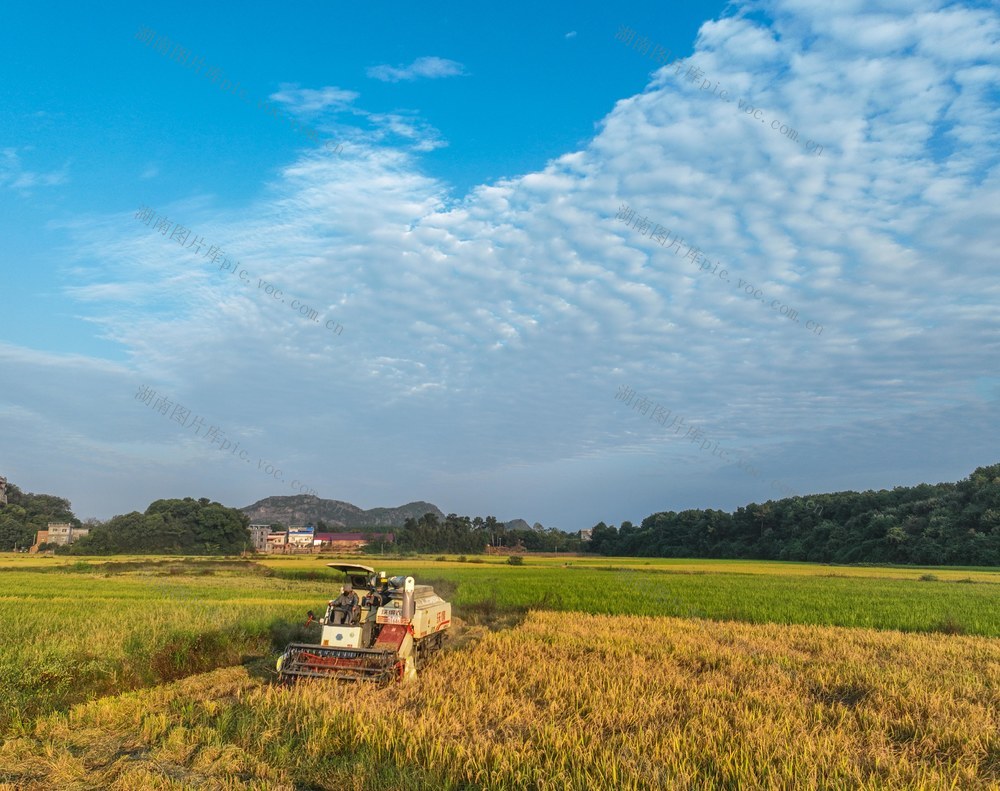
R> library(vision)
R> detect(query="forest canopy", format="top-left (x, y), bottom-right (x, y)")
top-left (585, 464), bottom-right (1000, 566)
top-left (367, 513), bottom-right (582, 555)
top-left (67, 498), bottom-right (250, 555)
top-left (0, 483), bottom-right (79, 551)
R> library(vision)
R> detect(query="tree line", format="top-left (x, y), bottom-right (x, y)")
top-left (2, 464), bottom-right (998, 565)
top-left (0, 492), bottom-right (249, 555)
top-left (367, 513), bottom-right (582, 555)
top-left (585, 464), bottom-right (1000, 566)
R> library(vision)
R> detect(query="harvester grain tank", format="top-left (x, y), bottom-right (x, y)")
top-left (276, 563), bottom-right (451, 682)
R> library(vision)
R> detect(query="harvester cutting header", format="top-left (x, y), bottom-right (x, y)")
top-left (276, 564), bottom-right (451, 683)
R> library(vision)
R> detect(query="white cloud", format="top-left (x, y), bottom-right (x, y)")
top-left (265, 83), bottom-right (444, 152)
top-left (364, 112), bottom-right (448, 151)
top-left (366, 56), bottom-right (468, 83)
top-left (269, 85), bottom-right (360, 115)
top-left (0, 147), bottom-right (67, 191)
top-left (4, 0), bottom-right (999, 525)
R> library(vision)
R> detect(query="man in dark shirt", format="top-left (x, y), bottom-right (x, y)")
top-left (329, 583), bottom-right (360, 625)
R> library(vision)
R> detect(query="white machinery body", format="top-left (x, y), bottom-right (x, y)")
top-left (277, 567), bottom-right (451, 683)
top-left (375, 577), bottom-right (452, 639)
top-left (319, 624), bottom-right (363, 648)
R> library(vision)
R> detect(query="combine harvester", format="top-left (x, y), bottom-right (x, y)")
top-left (276, 563), bottom-right (451, 683)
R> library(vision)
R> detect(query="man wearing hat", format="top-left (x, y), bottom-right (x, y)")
top-left (328, 583), bottom-right (360, 625)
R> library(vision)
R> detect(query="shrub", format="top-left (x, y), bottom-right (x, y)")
top-left (507, 556), bottom-right (524, 566)
top-left (149, 629), bottom-right (239, 681)
top-left (919, 573), bottom-right (938, 582)
top-left (931, 615), bottom-right (966, 635)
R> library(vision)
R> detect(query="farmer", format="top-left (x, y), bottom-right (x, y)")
top-left (328, 583), bottom-right (360, 625)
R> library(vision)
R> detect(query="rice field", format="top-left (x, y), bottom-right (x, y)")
top-left (0, 560), bottom-right (330, 733)
top-left (263, 554), bottom-right (1000, 636)
top-left (0, 554), bottom-right (997, 789)
top-left (2, 611), bottom-right (998, 789)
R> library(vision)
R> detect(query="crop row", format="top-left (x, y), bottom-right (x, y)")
top-left (2, 611), bottom-right (997, 789)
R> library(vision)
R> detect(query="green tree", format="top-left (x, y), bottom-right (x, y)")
top-left (587, 522), bottom-right (618, 555)
top-left (69, 498), bottom-right (248, 555)
top-left (0, 482), bottom-right (80, 551)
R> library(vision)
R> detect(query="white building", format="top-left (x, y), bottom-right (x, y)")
top-left (248, 524), bottom-right (271, 552)
top-left (31, 523), bottom-right (90, 552)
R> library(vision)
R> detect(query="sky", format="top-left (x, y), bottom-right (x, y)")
top-left (1, 0), bottom-right (998, 531)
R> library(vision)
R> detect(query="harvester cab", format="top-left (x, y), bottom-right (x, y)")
top-left (276, 563), bottom-right (451, 683)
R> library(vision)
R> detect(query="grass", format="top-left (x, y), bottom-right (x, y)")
top-left (1, 612), bottom-right (998, 789)
top-left (261, 554), bottom-right (1000, 637)
top-left (0, 553), bottom-right (997, 788)
top-left (0, 562), bottom-right (325, 733)
top-left (253, 553), bottom-right (1000, 582)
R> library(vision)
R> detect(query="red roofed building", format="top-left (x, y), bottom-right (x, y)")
top-left (312, 532), bottom-right (395, 553)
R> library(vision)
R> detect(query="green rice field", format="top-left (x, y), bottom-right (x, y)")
top-left (1, 553), bottom-right (997, 789)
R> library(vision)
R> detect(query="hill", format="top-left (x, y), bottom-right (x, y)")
top-left (240, 495), bottom-right (444, 528)
top-left (589, 462), bottom-right (1000, 566)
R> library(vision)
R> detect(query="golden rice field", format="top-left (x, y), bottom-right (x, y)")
top-left (0, 554), bottom-right (998, 789)
top-left (1, 611), bottom-right (998, 790)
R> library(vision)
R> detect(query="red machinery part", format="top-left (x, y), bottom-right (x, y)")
top-left (374, 623), bottom-right (408, 651)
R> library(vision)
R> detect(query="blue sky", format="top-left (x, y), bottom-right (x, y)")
top-left (1, 0), bottom-right (998, 529)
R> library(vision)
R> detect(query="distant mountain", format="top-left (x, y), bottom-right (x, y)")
top-left (502, 519), bottom-right (546, 532)
top-left (241, 495), bottom-right (444, 528)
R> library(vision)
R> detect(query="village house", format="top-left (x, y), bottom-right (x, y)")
top-left (313, 532), bottom-right (395, 553)
top-left (259, 525), bottom-right (394, 554)
top-left (30, 523), bottom-right (90, 553)
top-left (248, 524), bottom-right (271, 552)
top-left (265, 531), bottom-right (288, 552)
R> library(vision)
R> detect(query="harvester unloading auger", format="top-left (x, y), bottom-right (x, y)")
top-left (276, 563), bottom-right (451, 683)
